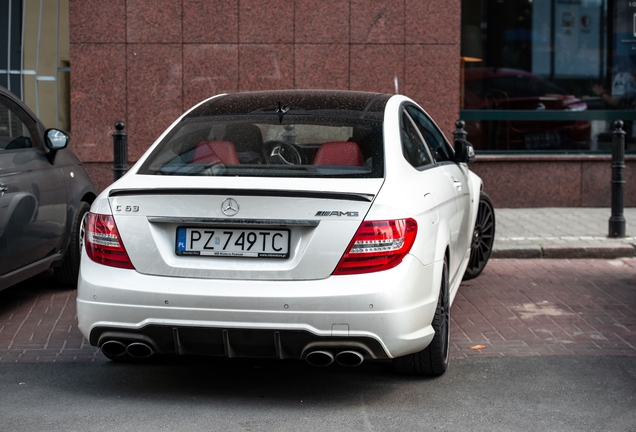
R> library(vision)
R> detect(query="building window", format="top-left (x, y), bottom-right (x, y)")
top-left (0, 0), bottom-right (70, 131)
top-left (0, 0), bottom-right (22, 99)
top-left (461, 0), bottom-right (636, 153)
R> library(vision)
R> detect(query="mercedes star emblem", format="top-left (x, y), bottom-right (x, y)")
top-left (221, 198), bottom-right (240, 216)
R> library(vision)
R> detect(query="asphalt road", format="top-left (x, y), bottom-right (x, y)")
top-left (1, 355), bottom-right (635, 431)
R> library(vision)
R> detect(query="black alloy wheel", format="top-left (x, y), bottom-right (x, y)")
top-left (393, 257), bottom-right (450, 376)
top-left (463, 192), bottom-right (495, 281)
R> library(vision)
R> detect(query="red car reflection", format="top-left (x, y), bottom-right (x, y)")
top-left (462, 68), bottom-right (591, 151)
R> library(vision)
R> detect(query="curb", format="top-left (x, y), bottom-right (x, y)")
top-left (492, 243), bottom-right (636, 259)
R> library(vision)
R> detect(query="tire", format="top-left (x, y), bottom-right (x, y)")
top-left (393, 258), bottom-right (450, 376)
top-left (463, 192), bottom-right (495, 281)
top-left (55, 201), bottom-right (90, 286)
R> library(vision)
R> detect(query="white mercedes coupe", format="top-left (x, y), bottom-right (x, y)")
top-left (77, 90), bottom-right (495, 375)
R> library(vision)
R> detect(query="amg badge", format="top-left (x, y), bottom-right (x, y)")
top-left (315, 211), bottom-right (359, 217)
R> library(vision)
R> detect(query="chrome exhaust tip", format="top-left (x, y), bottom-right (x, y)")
top-left (100, 340), bottom-right (127, 357)
top-left (335, 350), bottom-right (364, 367)
top-left (305, 350), bottom-right (334, 367)
top-left (126, 342), bottom-right (154, 359)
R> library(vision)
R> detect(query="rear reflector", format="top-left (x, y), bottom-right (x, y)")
top-left (85, 212), bottom-right (135, 269)
top-left (333, 218), bottom-right (417, 275)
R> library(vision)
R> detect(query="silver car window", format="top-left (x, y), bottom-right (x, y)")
top-left (0, 96), bottom-right (36, 151)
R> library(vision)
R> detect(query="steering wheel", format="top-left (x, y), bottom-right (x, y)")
top-left (264, 140), bottom-right (302, 165)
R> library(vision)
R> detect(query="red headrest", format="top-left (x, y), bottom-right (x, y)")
top-left (312, 141), bottom-right (364, 166)
top-left (192, 140), bottom-right (240, 165)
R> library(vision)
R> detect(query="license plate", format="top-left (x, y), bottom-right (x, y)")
top-left (175, 227), bottom-right (290, 258)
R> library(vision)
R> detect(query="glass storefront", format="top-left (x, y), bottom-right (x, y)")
top-left (461, 0), bottom-right (636, 153)
top-left (0, 0), bottom-right (70, 131)
top-left (0, 0), bottom-right (22, 99)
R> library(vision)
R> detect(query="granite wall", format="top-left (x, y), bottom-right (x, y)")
top-left (69, 0), bottom-right (461, 192)
top-left (69, 0), bottom-right (634, 208)
top-left (470, 156), bottom-right (636, 208)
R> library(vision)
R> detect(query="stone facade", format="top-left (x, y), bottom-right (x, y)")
top-left (69, 0), bottom-right (461, 192)
top-left (470, 156), bottom-right (636, 208)
top-left (69, 0), bottom-right (633, 207)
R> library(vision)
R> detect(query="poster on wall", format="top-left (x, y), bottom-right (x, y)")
top-left (531, 0), bottom-right (552, 75)
top-left (612, 1), bottom-right (636, 102)
top-left (614, 1), bottom-right (636, 55)
top-left (612, 0), bottom-right (636, 67)
top-left (532, 0), bottom-right (602, 78)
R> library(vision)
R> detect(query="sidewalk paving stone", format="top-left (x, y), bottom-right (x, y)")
top-left (493, 207), bottom-right (636, 259)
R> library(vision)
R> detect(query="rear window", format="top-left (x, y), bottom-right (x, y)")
top-left (138, 115), bottom-right (384, 178)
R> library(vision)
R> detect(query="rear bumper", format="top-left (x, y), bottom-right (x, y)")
top-left (89, 326), bottom-right (390, 360)
top-left (77, 253), bottom-right (443, 359)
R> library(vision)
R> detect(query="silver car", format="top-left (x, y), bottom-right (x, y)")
top-left (0, 86), bottom-right (96, 290)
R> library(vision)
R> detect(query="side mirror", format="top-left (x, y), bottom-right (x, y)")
top-left (44, 128), bottom-right (69, 151)
top-left (454, 138), bottom-right (475, 164)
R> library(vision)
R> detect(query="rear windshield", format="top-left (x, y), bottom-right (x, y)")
top-left (138, 115), bottom-right (384, 178)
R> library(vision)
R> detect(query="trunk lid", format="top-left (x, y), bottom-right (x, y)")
top-left (108, 176), bottom-right (383, 280)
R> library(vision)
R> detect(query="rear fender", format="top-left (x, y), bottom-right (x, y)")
top-left (467, 171), bottom-right (484, 232)
top-left (433, 217), bottom-right (466, 304)
top-left (414, 217), bottom-right (450, 307)
top-left (432, 217), bottom-right (451, 266)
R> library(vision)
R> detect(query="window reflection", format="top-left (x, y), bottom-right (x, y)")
top-left (461, 0), bottom-right (636, 152)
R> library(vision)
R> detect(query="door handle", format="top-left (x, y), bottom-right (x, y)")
top-left (452, 179), bottom-right (462, 191)
top-left (0, 183), bottom-right (7, 196)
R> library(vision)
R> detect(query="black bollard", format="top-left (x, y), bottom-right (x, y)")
top-left (453, 120), bottom-right (468, 142)
top-left (113, 121), bottom-right (127, 182)
top-left (608, 120), bottom-right (626, 238)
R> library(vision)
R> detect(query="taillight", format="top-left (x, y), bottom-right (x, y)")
top-left (85, 212), bottom-right (135, 269)
top-left (333, 218), bottom-right (417, 275)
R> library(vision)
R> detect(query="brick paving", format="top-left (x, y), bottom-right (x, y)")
top-left (0, 272), bottom-right (103, 363)
top-left (1, 259), bottom-right (635, 363)
top-left (453, 258), bottom-right (636, 358)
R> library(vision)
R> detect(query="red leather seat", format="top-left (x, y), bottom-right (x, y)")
top-left (191, 140), bottom-right (240, 165)
top-left (312, 141), bottom-right (364, 166)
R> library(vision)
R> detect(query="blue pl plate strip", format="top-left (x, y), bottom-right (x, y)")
top-left (176, 227), bottom-right (187, 251)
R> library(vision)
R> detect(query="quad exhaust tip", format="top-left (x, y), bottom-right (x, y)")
top-left (100, 340), bottom-right (154, 359)
top-left (101, 340), bottom-right (127, 357)
top-left (126, 342), bottom-right (154, 359)
top-left (305, 350), bottom-right (334, 367)
top-left (305, 350), bottom-right (365, 367)
top-left (335, 350), bottom-right (364, 367)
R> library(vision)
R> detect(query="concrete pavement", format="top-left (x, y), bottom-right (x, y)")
top-left (493, 207), bottom-right (636, 259)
